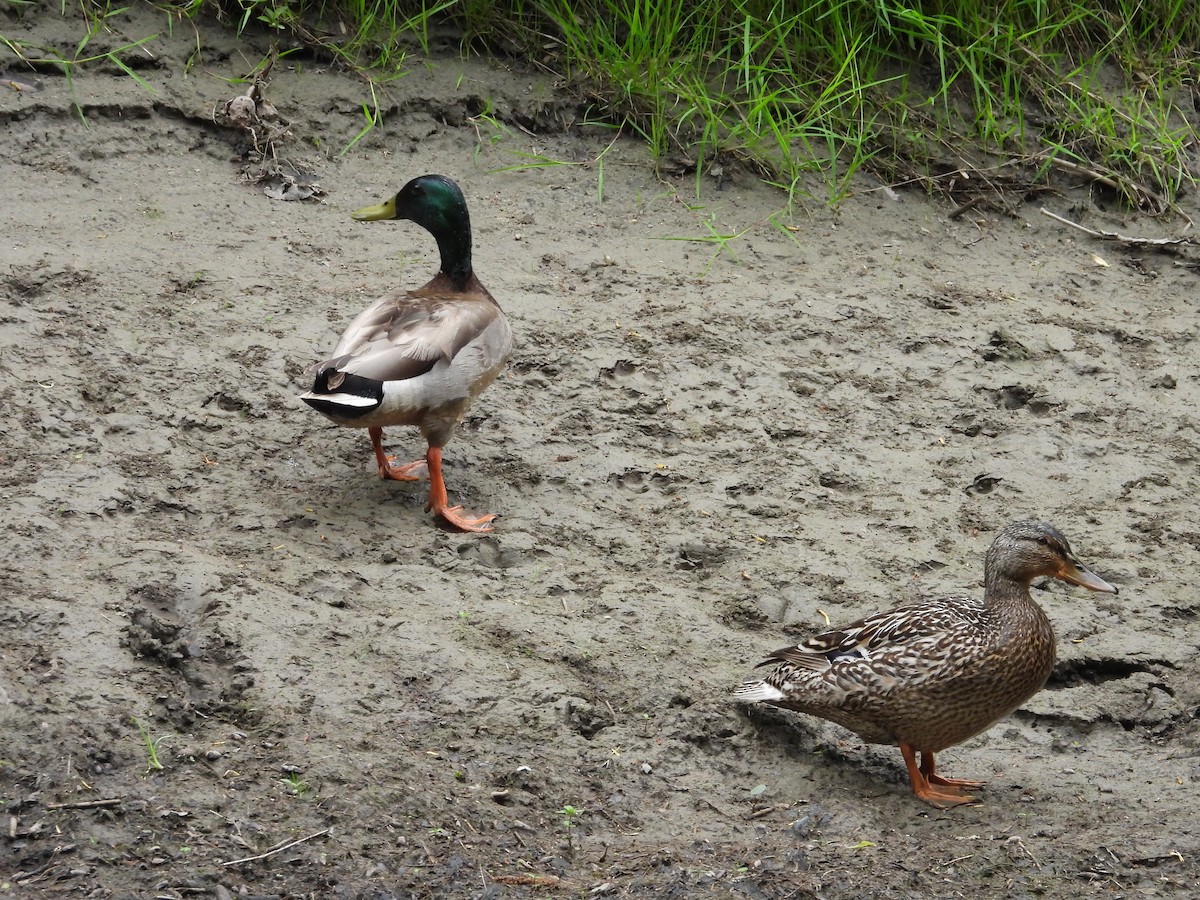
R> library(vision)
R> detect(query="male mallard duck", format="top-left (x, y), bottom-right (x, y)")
top-left (301, 174), bottom-right (513, 532)
top-left (735, 521), bottom-right (1117, 808)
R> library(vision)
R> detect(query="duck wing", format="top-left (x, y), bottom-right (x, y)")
top-left (315, 290), bottom-right (505, 383)
top-left (763, 598), bottom-right (989, 673)
top-left (734, 597), bottom-right (995, 715)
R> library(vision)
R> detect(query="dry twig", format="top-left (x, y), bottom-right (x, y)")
top-left (492, 873), bottom-right (567, 888)
top-left (43, 798), bottom-right (122, 810)
top-left (1039, 207), bottom-right (1200, 248)
top-left (221, 828), bottom-right (330, 867)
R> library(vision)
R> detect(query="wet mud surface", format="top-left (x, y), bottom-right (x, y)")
top-left (2, 5), bottom-right (1199, 897)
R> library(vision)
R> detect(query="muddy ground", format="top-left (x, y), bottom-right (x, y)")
top-left (2, 5), bottom-right (1199, 898)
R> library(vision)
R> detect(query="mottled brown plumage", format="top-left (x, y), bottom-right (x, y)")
top-left (735, 521), bottom-right (1118, 807)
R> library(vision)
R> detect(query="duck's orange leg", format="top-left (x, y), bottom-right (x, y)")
top-left (425, 445), bottom-right (497, 533)
top-left (900, 743), bottom-right (979, 808)
top-left (920, 751), bottom-right (985, 789)
top-left (370, 427), bottom-right (428, 481)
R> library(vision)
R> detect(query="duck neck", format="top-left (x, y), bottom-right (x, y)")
top-left (433, 223), bottom-right (473, 291)
top-left (981, 555), bottom-right (1033, 612)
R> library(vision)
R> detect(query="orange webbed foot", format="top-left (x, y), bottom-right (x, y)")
top-left (378, 457), bottom-right (428, 482)
top-left (920, 749), bottom-right (986, 790)
top-left (927, 773), bottom-right (986, 789)
top-left (369, 427), bottom-right (428, 481)
top-left (424, 445), bottom-right (498, 533)
top-left (902, 744), bottom-right (983, 809)
top-left (431, 503), bottom-right (498, 533)
top-left (913, 782), bottom-right (979, 809)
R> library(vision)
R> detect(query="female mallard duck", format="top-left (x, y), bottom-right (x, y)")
top-left (735, 521), bottom-right (1117, 808)
top-left (301, 174), bottom-right (513, 532)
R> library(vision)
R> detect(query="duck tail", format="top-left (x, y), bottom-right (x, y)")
top-left (300, 390), bottom-right (380, 417)
top-left (301, 367), bottom-right (384, 419)
top-left (733, 680), bottom-right (786, 703)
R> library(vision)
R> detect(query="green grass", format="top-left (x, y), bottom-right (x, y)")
top-left (1, 1), bottom-right (159, 121)
top-left (558, 803), bottom-right (583, 858)
top-left (282, 771), bottom-right (314, 797)
top-left (657, 208), bottom-right (752, 274)
top-left (132, 717), bottom-right (169, 773)
top-left (489, 127), bottom-right (623, 201)
top-left (3, 0), bottom-right (1196, 211)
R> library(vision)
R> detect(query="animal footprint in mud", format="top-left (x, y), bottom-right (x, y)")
top-left (558, 696), bottom-right (614, 738)
top-left (817, 471), bottom-right (862, 492)
top-left (979, 329), bottom-right (1032, 361)
top-left (457, 538), bottom-right (521, 569)
top-left (609, 468), bottom-right (685, 495)
top-left (123, 583), bottom-right (255, 721)
top-left (980, 383), bottom-right (1057, 416)
top-left (676, 542), bottom-right (727, 571)
top-left (610, 469), bottom-right (649, 492)
top-left (599, 359), bottom-right (642, 381)
top-left (125, 586), bottom-right (188, 667)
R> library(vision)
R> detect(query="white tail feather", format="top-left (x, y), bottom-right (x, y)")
top-left (299, 391), bottom-right (377, 409)
top-left (733, 681), bottom-right (785, 703)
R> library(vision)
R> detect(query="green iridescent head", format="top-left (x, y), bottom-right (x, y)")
top-left (353, 174), bottom-right (474, 286)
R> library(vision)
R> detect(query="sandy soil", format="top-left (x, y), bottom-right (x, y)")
top-left (3, 6), bottom-right (1199, 898)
